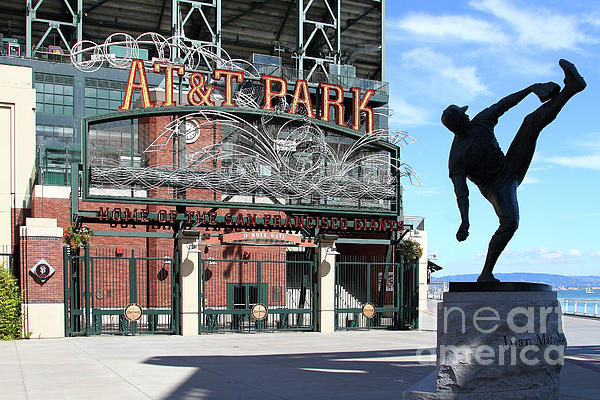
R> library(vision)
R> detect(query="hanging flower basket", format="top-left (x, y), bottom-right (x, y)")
top-left (63, 224), bottom-right (94, 250)
top-left (397, 239), bottom-right (423, 263)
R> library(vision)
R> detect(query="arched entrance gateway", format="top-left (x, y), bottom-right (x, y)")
top-left (61, 43), bottom-right (420, 336)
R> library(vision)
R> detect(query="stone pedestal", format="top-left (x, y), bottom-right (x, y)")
top-left (404, 283), bottom-right (566, 400)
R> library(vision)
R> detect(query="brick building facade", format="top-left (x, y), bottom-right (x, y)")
top-left (0, 0), bottom-right (429, 338)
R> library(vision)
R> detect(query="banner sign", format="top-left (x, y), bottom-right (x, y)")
top-left (97, 207), bottom-right (403, 232)
top-left (222, 232), bottom-right (303, 246)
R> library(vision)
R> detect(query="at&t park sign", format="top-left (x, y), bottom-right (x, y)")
top-left (118, 59), bottom-right (376, 134)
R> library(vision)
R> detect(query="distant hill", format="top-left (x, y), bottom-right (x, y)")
top-left (433, 273), bottom-right (600, 289)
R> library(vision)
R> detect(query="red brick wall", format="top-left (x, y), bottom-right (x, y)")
top-left (19, 237), bottom-right (64, 304)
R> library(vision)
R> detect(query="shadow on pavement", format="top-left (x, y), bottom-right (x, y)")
top-left (144, 348), bottom-right (436, 400)
top-left (565, 345), bottom-right (600, 358)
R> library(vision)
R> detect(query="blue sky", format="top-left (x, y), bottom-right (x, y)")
top-left (385, 0), bottom-right (600, 276)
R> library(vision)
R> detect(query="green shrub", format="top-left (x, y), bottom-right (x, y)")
top-left (0, 264), bottom-right (21, 340)
top-left (397, 240), bottom-right (423, 264)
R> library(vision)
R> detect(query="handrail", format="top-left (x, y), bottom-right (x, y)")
top-left (558, 298), bottom-right (600, 318)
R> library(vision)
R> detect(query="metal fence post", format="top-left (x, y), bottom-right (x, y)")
top-left (84, 246), bottom-right (90, 335)
top-left (394, 259), bottom-right (400, 329)
top-left (257, 260), bottom-right (262, 332)
top-left (63, 246), bottom-right (69, 336)
top-left (399, 256), bottom-right (405, 328)
top-left (199, 258), bottom-right (204, 335)
top-left (313, 252), bottom-right (318, 332)
top-left (129, 250), bottom-right (137, 335)
top-left (413, 261), bottom-right (419, 329)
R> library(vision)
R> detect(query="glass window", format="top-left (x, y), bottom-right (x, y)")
top-left (36, 125), bottom-right (75, 146)
top-left (110, 90), bottom-right (121, 100)
top-left (85, 78), bottom-right (131, 117)
top-left (85, 87), bottom-right (96, 97)
top-left (34, 73), bottom-right (74, 116)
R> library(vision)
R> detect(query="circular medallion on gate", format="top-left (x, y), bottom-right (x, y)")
top-left (362, 303), bottom-right (376, 319)
top-left (124, 303), bottom-right (143, 322)
top-left (251, 303), bottom-right (268, 320)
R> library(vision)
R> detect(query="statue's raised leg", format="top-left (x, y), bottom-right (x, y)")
top-left (507, 59), bottom-right (586, 185)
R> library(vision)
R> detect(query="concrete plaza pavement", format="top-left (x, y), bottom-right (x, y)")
top-left (1, 305), bottom-right (598, 399)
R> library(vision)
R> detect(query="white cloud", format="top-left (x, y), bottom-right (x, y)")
top-left (529, 165), bottom-right (553, 172)
top-left (559, 213), bottom-right (600, 219)
top-left (584, 16), bottom-right (600, 28)
top-left (526, 246), bottom-right (583, 263)
top-left (388, 13), bottom-right (508, 44)
top-left (388, 96), bottom-right (432, 127)
top-left (544, 155), bottom-right (600, 170)
top-left (566, 249), bottom-right (583, 257)
top-left (490, 246), bottom-right (586, 265)
top-left (470, 0), bottom-right (594, 51)
top-left (401, 48), bottom-right (489, 98)
top-left (573, 135), bottom-right (600, 151)
top-left (520, 176), bottom-right (539, 185)
top-left (499, 56), bottom-right (555, 78)
top-left (405, 187), bottom-right (441, 197)
top-left (541, 135), bottom-right (600, 170)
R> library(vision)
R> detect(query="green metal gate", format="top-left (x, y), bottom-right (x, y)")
top-left (200, 251), bottom-right (317, 333)
top-left (64, 247), bottom-right (179, 335)
top-left (335, 256), bottom-right (419, 330)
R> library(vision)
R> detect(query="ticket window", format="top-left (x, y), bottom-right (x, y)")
top-left (227, 283), bottom-right (267, 309)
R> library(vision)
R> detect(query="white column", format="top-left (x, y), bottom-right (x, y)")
top-left (317, 236), bottom-right (337, 333)
top-left (410, 230), bottom-right (429, 329)
top-left (178, 237), bottom-right (199, 336)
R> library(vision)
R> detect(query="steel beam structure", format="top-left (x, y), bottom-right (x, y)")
top-left (171, 0), bottom-right (221, 58)
top-left (26, 0), bottom-right (83, 58)
top-left (296, 0), bottom-right (340, 81)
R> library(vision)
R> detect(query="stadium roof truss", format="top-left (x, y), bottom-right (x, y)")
top-left (12, 0), bottom-right (384, 81)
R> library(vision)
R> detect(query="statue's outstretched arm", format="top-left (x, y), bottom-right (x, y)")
top-left (474, 87), bottom-right (534, 127)
top-left (475, 83), bottom-right (557, 127)
top-left (452, 175), bottom-right (470, 242)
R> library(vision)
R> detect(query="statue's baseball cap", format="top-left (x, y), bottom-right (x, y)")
top-left (441, 105), bottom-right (468, 125)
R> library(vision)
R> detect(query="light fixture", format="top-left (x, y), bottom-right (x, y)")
top-left (186, 242), bottom-right (201, 253)
top-left (327, 243), bottom-right (340, 256)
